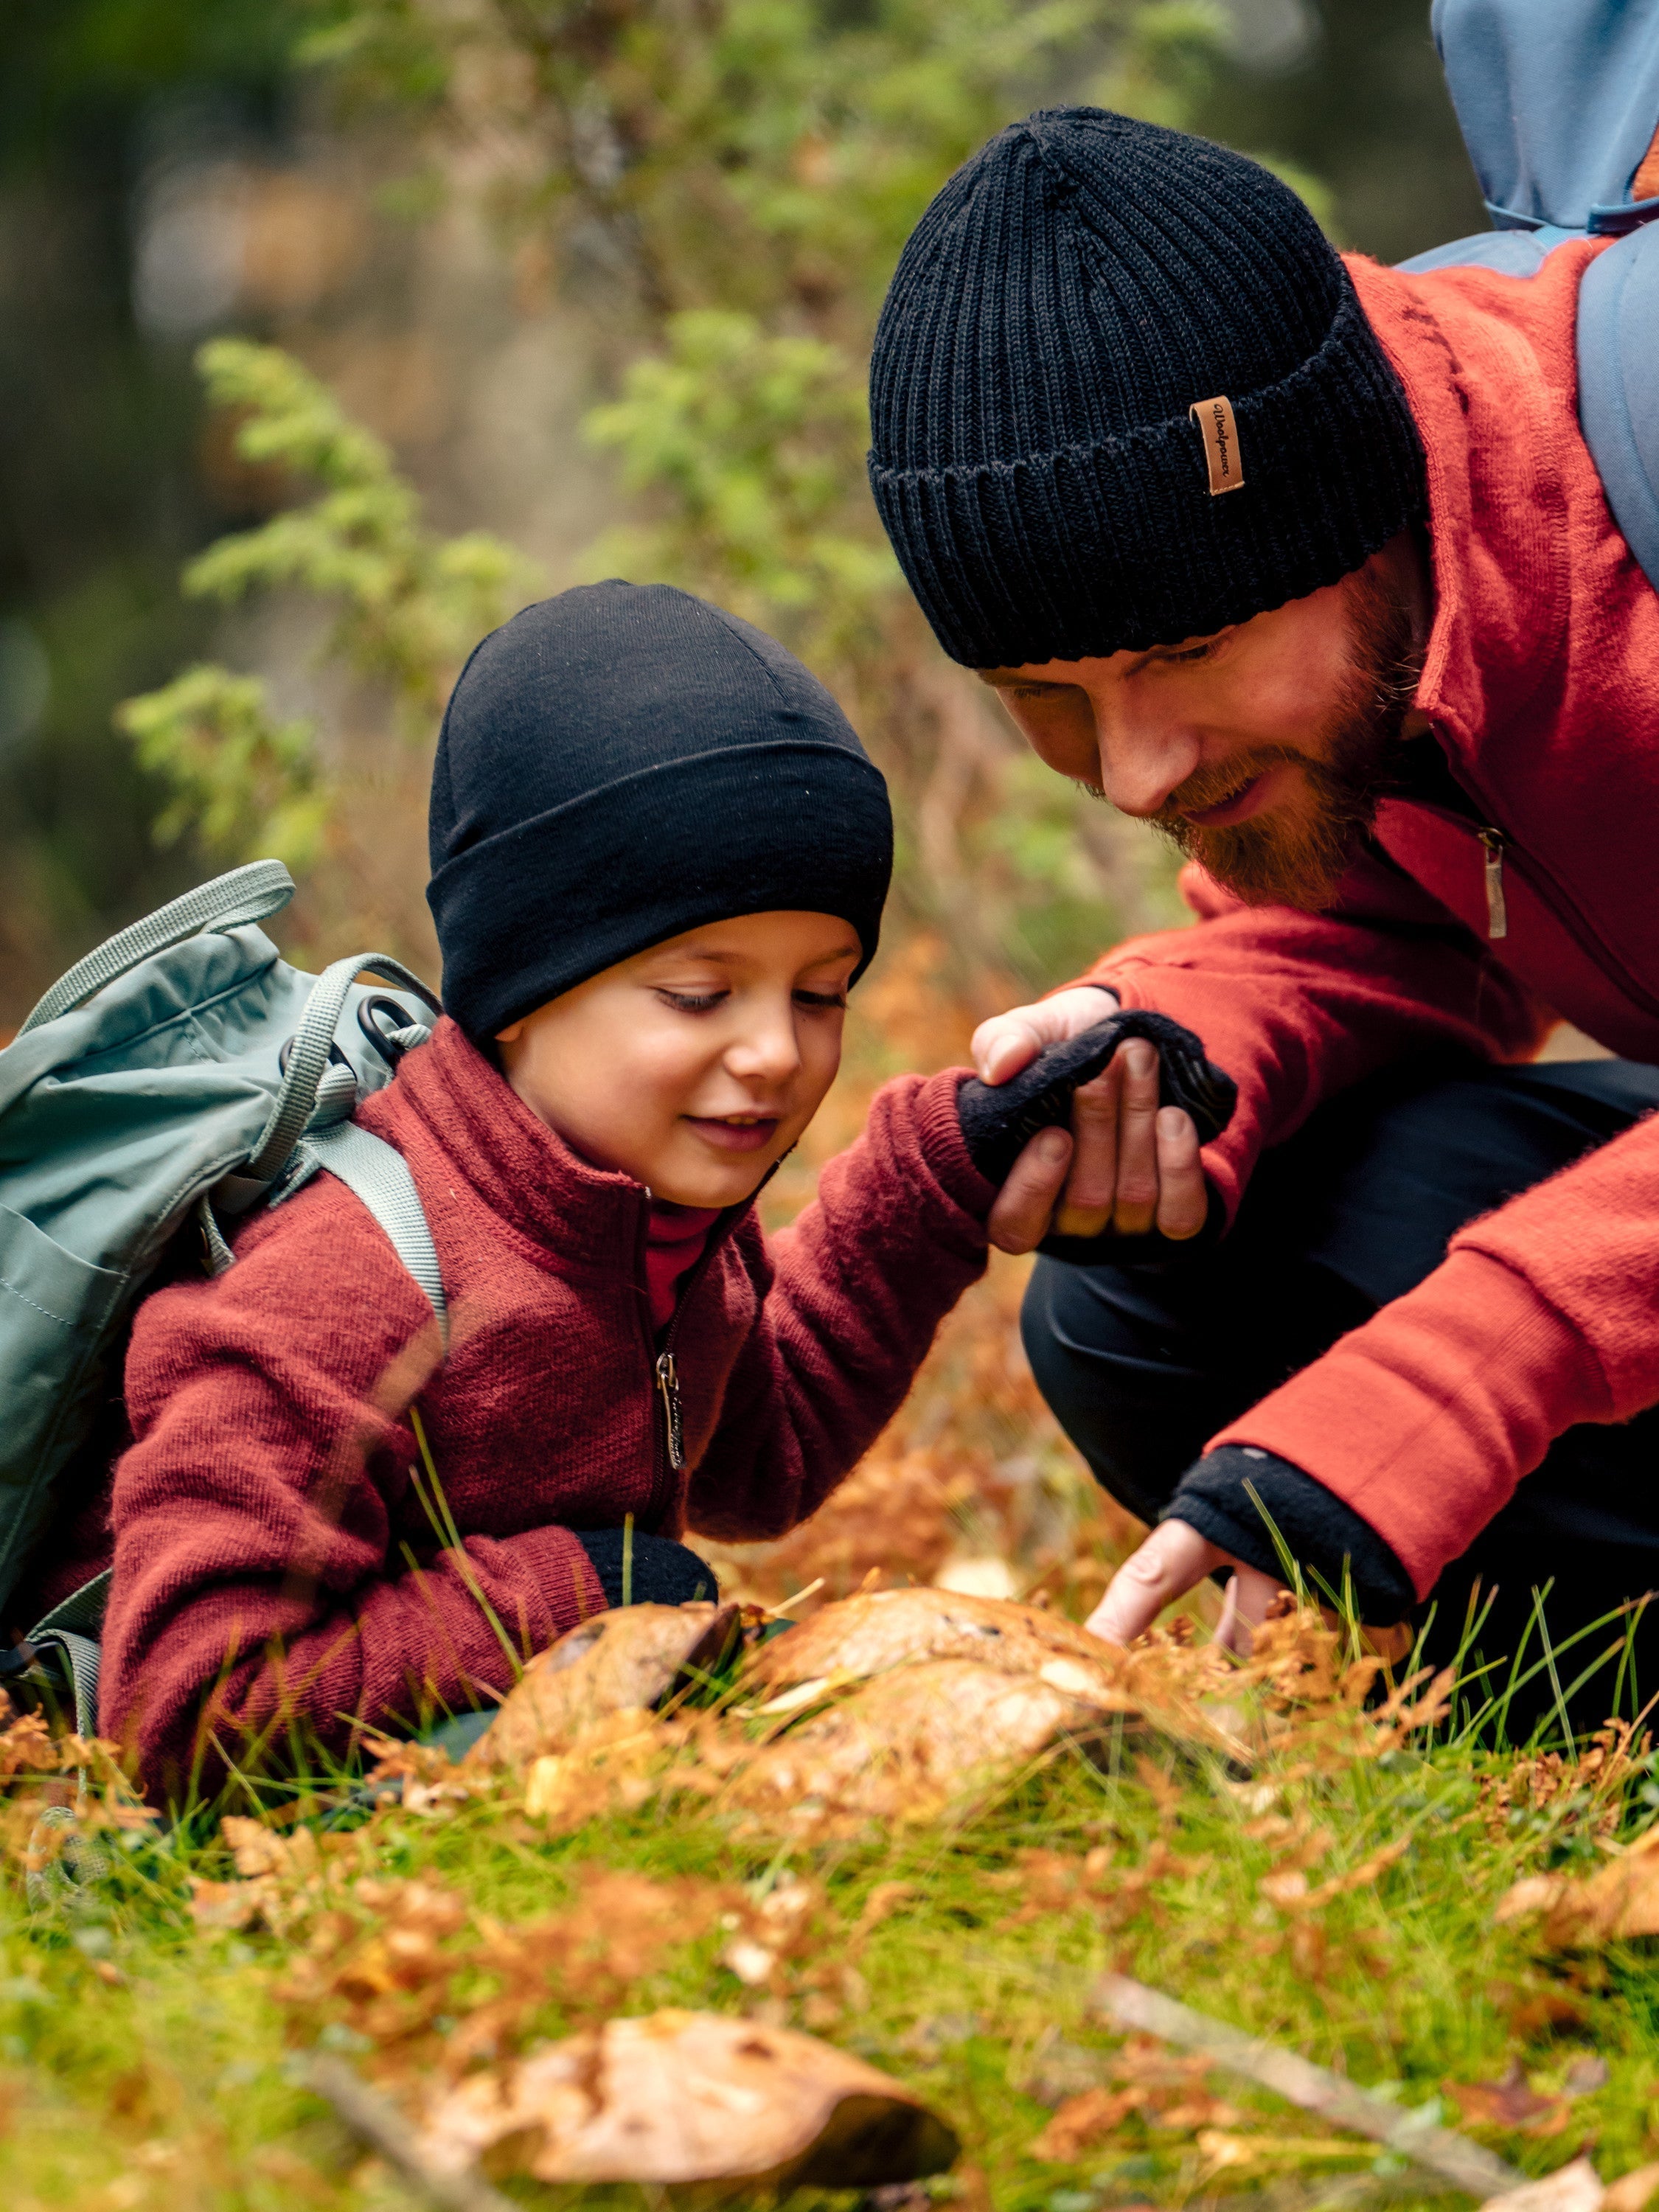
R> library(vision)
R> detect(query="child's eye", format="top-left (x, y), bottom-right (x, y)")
top-left (794, 989), bottom-right (847, 1010)
top-left (659, 990), bottom-right (727, 1012)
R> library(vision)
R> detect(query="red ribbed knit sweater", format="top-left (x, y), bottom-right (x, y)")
top-left (81, 1020), bottom-right (992, 1798)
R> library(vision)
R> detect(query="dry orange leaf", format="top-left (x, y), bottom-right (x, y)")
top-left (1480, 2155), bottom-right (1606, 2212)
top-left (1029, 2086), bottom-right (1146, 2161)
top-left (1606, 2162), bottom-right (1659, 2212)
top-left (1447, 2061), bottom-right (1570, 2136)
top-left (415, 2009), bottom-right (958, 2188)
top-left (741, 1585), bottom-right (1252, 1764)
top-left (728, 1657), bottom-right (1097, 1828)
top-left (1495, 1829), bottom-right (1659, 1948)
top-left (474, 1603), bottom-right (737, 1769)
top-left (744, 1585), bottom-right (1131, 1696)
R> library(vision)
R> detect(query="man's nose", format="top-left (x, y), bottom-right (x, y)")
top-left (1091, 704), bottom-right (1203, 818)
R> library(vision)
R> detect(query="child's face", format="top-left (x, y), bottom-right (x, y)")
top-left (495, 910), bottom-right (860, 1207)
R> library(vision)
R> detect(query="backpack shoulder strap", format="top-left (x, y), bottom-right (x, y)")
top-left (1577, 221), bottom-right (1659, 594)
top-left (301, 1120), bottom-right (449, 1353)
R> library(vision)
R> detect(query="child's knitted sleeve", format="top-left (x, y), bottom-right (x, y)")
top-left (101, 1183), bottom-right (603, 1804)
top-left (684, 1068), bottom-right (995, 1541)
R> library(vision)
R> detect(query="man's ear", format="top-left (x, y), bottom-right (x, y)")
top-left (495, 1018), bottom-right (525, 1045)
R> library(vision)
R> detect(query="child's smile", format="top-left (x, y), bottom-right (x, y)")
top-left (495, 910), bottom-right (860, 1208)
top-left (684, 1112), bottom-right (782, 1154)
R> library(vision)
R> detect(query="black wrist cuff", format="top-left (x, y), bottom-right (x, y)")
top-left (1163, 1446), bottom-right (1415, 1621)
top-left (575, 1528), bottom-right (715, 1608)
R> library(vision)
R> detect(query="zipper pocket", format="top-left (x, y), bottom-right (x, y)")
top-left (655, 1350), bottom-right (684, 1472)
top-left (1478, 827), bottom-right (1508, 940)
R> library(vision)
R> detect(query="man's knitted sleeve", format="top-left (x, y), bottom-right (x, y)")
top-left (1072, 849), bottom-right (1548, 1226)
top-left (1206, 1102), bottom-right (1659, 1597)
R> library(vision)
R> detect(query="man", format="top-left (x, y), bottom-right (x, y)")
top-left (867, 107), bottom-right (1659, 1720)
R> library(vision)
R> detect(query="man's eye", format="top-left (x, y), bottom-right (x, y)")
top-left (1155, 637), bottom-right (1222, 667)
top-left (660, 990), bottom-right (726, 1012)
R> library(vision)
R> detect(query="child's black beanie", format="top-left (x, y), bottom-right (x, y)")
top-left (427, 581), bottom-right (893, 1042)
top-left (866, 108), bottom-right (1427, 667)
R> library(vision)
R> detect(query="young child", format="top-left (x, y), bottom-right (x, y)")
top-left (71, 582), bottom-right (1045, 1801)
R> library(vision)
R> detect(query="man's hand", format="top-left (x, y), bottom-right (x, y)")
top-left (976, 987), bottom-right (1209, 1253)
top-left (1084, 1518), bottom-right (1286, 1655)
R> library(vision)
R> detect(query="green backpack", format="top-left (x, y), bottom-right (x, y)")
top-left (0, 860), bottom-right (447, 1731)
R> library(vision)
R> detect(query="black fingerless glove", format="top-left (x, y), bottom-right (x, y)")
top-left (1164, 1445), bottom-right (1415, 1621)
top-left (576, 1528), bottom-right (714, 1607)
top-left (956, 1007), bottom-right (1238, 1185)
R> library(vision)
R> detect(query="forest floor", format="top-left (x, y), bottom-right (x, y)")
top-left (7, 942), bottom-right (1659, 2211)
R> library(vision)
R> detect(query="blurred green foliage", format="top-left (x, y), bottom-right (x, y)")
top-left (0, 0), bottom-right (296, 1001)
top-left (116, 338), bottom-right (534, 873)
top-left (1, 0), bottom-right (1486, 1012)
top-left (122, 0), bottom-right (1245, 990)
top-left (582, 310), bottom-right (897, 668)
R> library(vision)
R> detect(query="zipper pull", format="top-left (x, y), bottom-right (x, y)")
top-left (655, 1350), bottom-right (684, 1471)
top-left (1478, 827), bottom-right (1508, 940)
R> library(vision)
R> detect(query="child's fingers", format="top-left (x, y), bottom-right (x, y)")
top-left (1152, 1106), bottom-right (1208, 1239)
top-left (970, 985), bottom-right (1120, 1083)
top-left (987, 1125), bottom-right (1074, 1253)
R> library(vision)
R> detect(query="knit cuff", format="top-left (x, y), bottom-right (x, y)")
top-left (913, 1068), bottom-right (1001, 1222)
top-left (575, 1529), bottom-right (718, 1608)
top-left (1164, 1445), bottom-right (1415, 1621)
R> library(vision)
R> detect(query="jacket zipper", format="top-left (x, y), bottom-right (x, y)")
top-left (1477, 827), bottom-right (1508, 940)
top-left (1399, 779), bottom-right (1659, 1023)
top-left (633, 1186), bottom-right (757, 1530)
top-left (655, 1350), bottom-right (684, 1472)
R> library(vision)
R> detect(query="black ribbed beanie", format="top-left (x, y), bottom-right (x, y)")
top-left (427, 582), bottom-right (892, 1042)
top-left (867, 108), bottom-right (1427, 667)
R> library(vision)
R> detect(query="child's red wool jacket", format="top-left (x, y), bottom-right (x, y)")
top-left (86, 1020), bottom-right (993, 1795)
top-left (1073, 243), bottom-right (1659, 1603)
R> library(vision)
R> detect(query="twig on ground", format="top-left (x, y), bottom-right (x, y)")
top-left (1093, 1973), bottom-right (1524, 2199)
top-left (307, 2056), bottom-right (518, 2212)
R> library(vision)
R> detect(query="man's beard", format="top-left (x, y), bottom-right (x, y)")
top-left (1148, 567), bottom-right (1425, 911)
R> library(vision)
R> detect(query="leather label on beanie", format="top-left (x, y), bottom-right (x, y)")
top-left (1190, 395), bottom-right (1245, 495)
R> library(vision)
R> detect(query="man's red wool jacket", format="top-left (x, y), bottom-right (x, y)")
top-left (1077, 241), bottom-right (1659, 1606)
top-left (85, 1020), bottom-right (993, 1796)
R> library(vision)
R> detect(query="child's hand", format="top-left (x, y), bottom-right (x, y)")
top-left (963, 991), bottom-right (1233, 1253)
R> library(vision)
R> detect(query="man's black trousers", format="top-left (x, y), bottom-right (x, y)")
top-left (1023, 1056), bottom-right (1659, 1736)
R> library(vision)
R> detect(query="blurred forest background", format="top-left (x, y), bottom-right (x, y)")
top-left (0, 0), bottom-right (1486, 1029)
top-left (0, 0), bottom-right (1488, 1594)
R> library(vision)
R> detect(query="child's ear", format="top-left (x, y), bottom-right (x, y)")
top-left (495, 1018), bottom-right (525, 1045)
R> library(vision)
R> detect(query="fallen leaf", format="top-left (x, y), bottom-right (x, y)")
top-left (1029, 2087), bottom-right (1145, 2160)
top-left (1447, 2061), bottom-right (1570, 2135)
top-left (416, 2009), bottom-right (959, 2188)
top-left (1605, 2163), bottom-right (1659, 2212)
top-left (1495, 1829), bottom-right (1659, 1949)
top-left (728, 1658), bottom-right (1098, 1828)
top-left (1480, 2155), bottom-right (1606, 2212)
top-left (475, 1604), bottom-right (740, 1769)
top-left (1506, 1990), bottom-right (1590, 2041)
top-left (744, 1587), bottom-right (1131, 1699)
top-left (1564, 2056), bottom-right (1610, 2098)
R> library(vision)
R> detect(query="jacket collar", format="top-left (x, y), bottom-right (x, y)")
top-left (1346, 243), bottom-right (1605, 776)
top-left (391, 1016), bottom-right (654, 1270)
